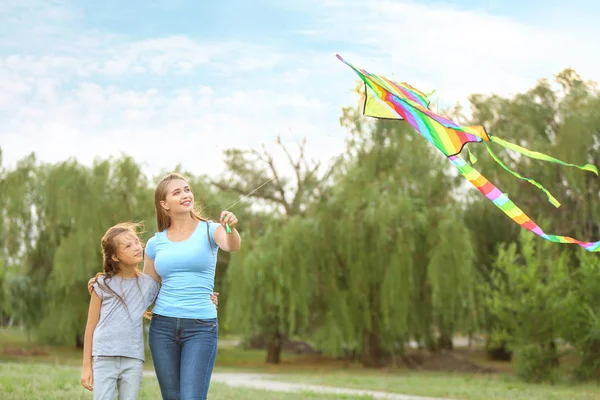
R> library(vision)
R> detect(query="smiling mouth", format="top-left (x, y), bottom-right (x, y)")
top-left (135, 252), bottom-right (142, 257)
top-left (181, 200), bottom-right (192, 206)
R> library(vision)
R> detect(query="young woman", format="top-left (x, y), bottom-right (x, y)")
top-left (141, 172), bottom-right (241, 400)
top-left (81, 222), bottom-right (160, 399)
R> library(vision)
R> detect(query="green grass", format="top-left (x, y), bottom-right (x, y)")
top-left (267, 371), bottom-right (600, 400)
top-left (0, 362), bottom-right (373, 400)
top-left (3, 328), bottom-right (600, 400)
top-left (0, 326), bottom-right (309, 370)
top-left (0, 327), bottom-right (82, 366)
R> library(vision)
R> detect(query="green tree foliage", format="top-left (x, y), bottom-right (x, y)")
top-left (2, 67), bottom-right (600, 376)
top-left (462, 68), bottom-right (600, 359)
top-left (14, 156), bottom-right (154, 344)
top-left (307, 102), bottom-right (479, 366)
top-left (225, 216), bottom-right (323, 362)
top-left (1, 153), bottom-right (48, 331)
top-left (466, 68), bottom-right (599, 243)
top-left (484, 231), bottom-right (600, 383)
top-left (0, 153), bottom-right (258, 344)
top-left (484, 230), bottom-right (569, 383)
top-left (561, 251), bottom-right (600, 381)
top-left (212, 137), bottom-right (338, 216)
top-left (219, 138), bottom-right (337, 363)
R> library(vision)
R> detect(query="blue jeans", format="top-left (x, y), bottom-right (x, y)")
top-left (92, 356), bottom-right (143, 400)
top-left (148, 314), bottom-right (218, 400)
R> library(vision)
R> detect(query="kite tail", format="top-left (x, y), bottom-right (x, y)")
top-left (483, 143), bottom-right (561, 208)
top-left (474, 136), bottom-right (599, 209)
top-left (489, 136), bottom-right (599, 175)
top-left (449, 154), bottom-right (600, 252)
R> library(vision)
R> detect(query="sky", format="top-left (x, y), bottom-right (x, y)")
top-left (1, 0), bottom-right (599, 184)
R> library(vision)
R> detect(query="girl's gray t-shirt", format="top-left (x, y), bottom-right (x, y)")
top-left (92, 273), bottom-right (159, 361)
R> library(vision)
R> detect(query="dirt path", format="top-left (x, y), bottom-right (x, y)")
top-left (143, 370), bottom-right (449, 399)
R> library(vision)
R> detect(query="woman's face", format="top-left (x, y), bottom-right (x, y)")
top-left (161, 179), bottom-right (194, 215)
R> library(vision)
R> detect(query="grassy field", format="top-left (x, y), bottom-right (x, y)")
top-left (270, 371), bottom-right (600, 400)
top-left (0, 362), bottom-right (372, 400)
top-left (2, 327), bottom-right (599, 400)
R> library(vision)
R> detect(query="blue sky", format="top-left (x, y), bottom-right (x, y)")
top-left (1, 0), bottom-right (599, 181)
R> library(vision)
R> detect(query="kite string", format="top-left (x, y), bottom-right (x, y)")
top-left (224, 175), bottom-right (278, 211)
top-left (218, 112), bottom-right (370, 231)
top-left (221, 175), bottom-right (278, 233)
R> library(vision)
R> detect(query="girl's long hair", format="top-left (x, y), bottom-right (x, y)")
top-left (154, 173), bottom-right (207, 232)
top-left (94, 222), bottom-right (144, 314)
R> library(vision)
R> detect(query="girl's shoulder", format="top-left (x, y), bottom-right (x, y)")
top-left (92, 274), bottom-right (112, 300)
top-left (94, 274), bottom-right (107, 286)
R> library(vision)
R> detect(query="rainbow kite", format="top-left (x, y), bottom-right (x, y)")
top-left (337, 54), bottom-right (600, 252)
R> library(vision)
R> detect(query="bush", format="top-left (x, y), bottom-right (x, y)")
top-left (483, 231), bottom-right (569, 383)
top-left (561, 252), bottom-right (600, 382)
top-left (512, 344), bottom-right (560, 383)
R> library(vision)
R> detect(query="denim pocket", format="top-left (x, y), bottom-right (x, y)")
top-left (193, 318), bottom-right (217, 328)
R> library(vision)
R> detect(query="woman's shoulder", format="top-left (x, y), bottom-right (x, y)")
top-left (145, 230), bottom-right (166, 251)
top-left (147, 230), bottom-right (166, 242)
top-left (201, 219), bottom-right (221, 248)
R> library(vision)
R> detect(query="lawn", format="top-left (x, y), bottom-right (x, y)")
top-left (2, 327), bottom-right (599, 400)
top-left (268, 371), bottom-right (600, 400)
top-left (0, 362), bottom-right (373, 400)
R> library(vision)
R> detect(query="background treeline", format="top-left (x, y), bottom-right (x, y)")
top-left (1, 68), bottom-right (599, 383)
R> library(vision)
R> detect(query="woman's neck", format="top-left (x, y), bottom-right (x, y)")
top-left (169, 212), bottom-right (197, 232)
top-left (117, 265), bottom-right (138, 279)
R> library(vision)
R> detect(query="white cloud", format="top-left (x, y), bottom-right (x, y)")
top-left (298, 0), bottom-right (600, 108)
top-left (0, 65), bottom-right (344, 181)
top-left (1, 0), bottom-right (599, 194)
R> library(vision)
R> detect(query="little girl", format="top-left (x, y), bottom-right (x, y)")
top-left (80, 222), bottom-right (159, 399)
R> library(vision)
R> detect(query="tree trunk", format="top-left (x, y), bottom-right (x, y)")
top-left (76, 333), bottom-right (84, 348)
top-left (578, 339), bottom-right (600, 379)
top-left (265, 330), bottom-right (282, 364)
top-left (548, 340), bottom-right (560, 367)
top-left (362, 330), bottom-right (385, 368)
top-left (424, 330), bottom-right (437, 352)
top-left (486, 340), bottom-right (512, 361)
top-left (438, 332), bottom-right (453, 350)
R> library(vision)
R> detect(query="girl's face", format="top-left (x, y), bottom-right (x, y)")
top-left (161, 179), bottom-right (194, 215)
top-left (113, 231), bottom-right (143, 267)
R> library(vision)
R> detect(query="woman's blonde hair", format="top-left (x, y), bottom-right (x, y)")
top-left (154, 173), bottom-right (207, 232)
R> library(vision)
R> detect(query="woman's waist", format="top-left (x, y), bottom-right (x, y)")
top-left (158, 275), bottom-right (214, 291)
top-left (153, 293), bottom-right (216, 311)
top-left (151, 302), bottom-right (218, 320)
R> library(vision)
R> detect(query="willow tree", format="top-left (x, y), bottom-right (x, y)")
top-left (224, 215), bottom-right (324, 363)
top-left (305, 102), bottom-right (479, 366)
top-left (1, 153), bottom-right (156, 345)
top-left (217, 137), bottom-right (339, 363)
top-left (0, 148), bottom-right (15, 325)
top-left (38, 156), bottom-right (156, 345)
top-left (0, 152), bottom-right (49, 331)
